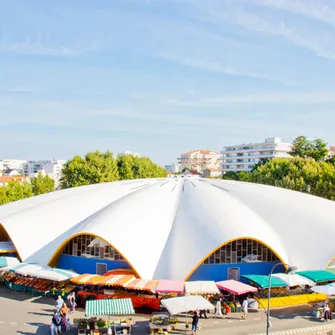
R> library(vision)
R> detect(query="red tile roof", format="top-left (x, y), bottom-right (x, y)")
top-left (0, 176), bottom-right (28, 183)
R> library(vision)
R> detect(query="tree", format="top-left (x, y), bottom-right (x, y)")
top-left (222, 171), bottom-right (239, 180)
top-left (116, 155), bottom-right (133, 180)
top-left (4, 181), bottom-right (33, 203)
top-left (289, 136), bottom-right (328, 161)
top-left (31, 173), bottom-right (55, 195)
top-left (61, 151), bottom-right (119, 189)
top-left (246, 157), bottom-right (335, 200)
top-left (60, 151), bottom-right (167, 189)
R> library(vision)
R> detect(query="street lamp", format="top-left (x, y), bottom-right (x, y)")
top-left (266, 263), bottom-right (297, 335)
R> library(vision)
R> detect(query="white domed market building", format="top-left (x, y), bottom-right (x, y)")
top-left (1, 178), bottom-right (335, 281)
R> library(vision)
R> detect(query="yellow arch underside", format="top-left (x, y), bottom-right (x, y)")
top-left (47, 232), bottom-right (141, 278)
top-left (184, 236), bottom-right (288, 281)
top-left (0, 223), bottom-right (21, 262)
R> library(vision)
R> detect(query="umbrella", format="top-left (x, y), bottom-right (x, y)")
top-left (161, 296), bottom-right (214, 315)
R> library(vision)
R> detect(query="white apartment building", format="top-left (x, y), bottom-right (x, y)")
top-left (120, 151), bottom-right (140, 158)
top-left (0, 159), bottom-right (26, 172)
top-left (178, 150), bottom-right (220, 174)
top-left (23, 159), bottom-right (66, 188)
top-left (221, 137), bottom-right (292, 173)
top-left (164, 163), bottom-right (180, 173)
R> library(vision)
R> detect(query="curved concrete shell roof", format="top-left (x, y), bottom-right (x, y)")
top-left (1, 178), bottom-right (335, 280)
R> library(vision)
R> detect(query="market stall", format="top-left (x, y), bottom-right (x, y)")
top-left (272, 273), bottom-right (316, 287)
top-left (99, 274), bottom-right (135, 287)
top-left (216, 279), bottom-right (257, 295)
top-left (155, 280), bottom-right (184, 295)
top-left (297, 270), bottom-right (335, 284)
top-left (123, 279), bottom-right (159, 293)
top-left (241, 275), bottom-right (287, 290)
top-left (161, 295), bottom-right (214, 315)
top-left (79, 298), bottom-right (135, 335)
top-left (184, 281), bottom-right (219, 295)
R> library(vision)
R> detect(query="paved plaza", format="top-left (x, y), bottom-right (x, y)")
top-left (0, 286), bottom-right (332, 335)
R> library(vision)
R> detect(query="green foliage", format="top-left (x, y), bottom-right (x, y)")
top-left (222, 171), bottom-right (239, 180)
top-left (0, 181), bottom-right (34, 204)
top-left (60, 151), bottom-right (119, 188)
top-left (247, 157), bottom-right (335, 200)
top-left (61, 151), bottom-right (167, 189)
top-left (31, 173), bottom-right (55, 195)
top-left (289, 136), bottom-right (328, 161)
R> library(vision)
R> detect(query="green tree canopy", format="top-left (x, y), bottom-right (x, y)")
top-left (61, 151), bottom-right (119, 188)
top-left (289, 136), bottom-right (328, 161)
top-left (31, 173), bottom-right (55, 195)
top-left (239, 157), bottom-right (335, 200)
top-left (61, 151), bottom-right (167, 189)
top-left (4, 181), bottom-right (33, 203)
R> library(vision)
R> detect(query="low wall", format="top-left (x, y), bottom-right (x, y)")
top-left (256, 293), bottom-right (327, 309)
top-left (250, 323), bottom-right (335, 335)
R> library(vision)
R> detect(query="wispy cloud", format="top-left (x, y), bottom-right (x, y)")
top-left (166, 91), bottom-right (335, 107)
top-left (0, 40), bottom-right (96, 57)
top-left (188, 1), bottom-right (335, 61)
top-left (160, 53), bottom-right (297, 85)
top-left (251, 0), bottom-right (335, 26)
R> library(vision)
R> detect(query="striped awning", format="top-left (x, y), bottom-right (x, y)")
top-left (99, 274), bottom-right (135, 286)
top-left (85, 298), bottom-right (135, 317)
top-left (124, 278), bottom-right (159, 292)
top-left (71, 274), bottom-right (101, 285)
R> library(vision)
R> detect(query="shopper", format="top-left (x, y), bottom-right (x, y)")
top-left (215, 298), bottom-right (223, 318)
top-left (192, 311), bottom-right (199, 335)
top-left (242, 297), bottom-right (249, 320)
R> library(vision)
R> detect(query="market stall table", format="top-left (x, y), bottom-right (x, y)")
top-left (85, 298), bottom-right (135, 335)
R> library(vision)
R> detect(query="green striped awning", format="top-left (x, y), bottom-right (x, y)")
top-left (241, 275), bottom-right (286, 289)
top-left (85, 298), bottom-right (135, 317)
top-left (297, 270), bottom-right (335, 283)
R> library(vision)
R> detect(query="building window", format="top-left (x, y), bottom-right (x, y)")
top-left (62, 234), bottom-right (124, 261)
top-left (203, 239), bottom-right (280, 265)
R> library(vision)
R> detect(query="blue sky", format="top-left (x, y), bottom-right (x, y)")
top-left (1, 0), bottom-right (335, 165)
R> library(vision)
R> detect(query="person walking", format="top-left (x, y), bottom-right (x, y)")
top-left (51, 312), bottom-right (62, 335)
top-left (323, 304), bottom-right (332, 321)
top-left (55, 296), bottom-right (64, 315)
top-left (191, 311), bottom-right (199, 335)
top-left (242, 297), bottom-right (249, 320)
top-left (215, 298), bottom-right (223, 318)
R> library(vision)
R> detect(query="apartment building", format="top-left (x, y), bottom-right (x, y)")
top-left (221, 137), bottom-right (292, 173)
top-left (178, 150), bottom-right (220, 174)
top-left (164, 163), bottom-right (180, 173)
top-left (0, 159), bottom-right (26, 172)
top-left (23, 159), bottom-right (66, 188)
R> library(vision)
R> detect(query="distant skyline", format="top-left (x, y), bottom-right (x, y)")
top-left (1, 0), bottom-right (335, 165)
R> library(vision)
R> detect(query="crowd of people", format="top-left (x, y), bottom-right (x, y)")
top-left (51, 293), bottom-right (77, 335)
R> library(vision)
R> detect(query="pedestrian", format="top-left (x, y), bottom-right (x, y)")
top-left (199, 309), bottom-right (207, 319)
top-left (215, 298), bottom-right (223, 318)
top-left (51, 311), bottom-right (62, 335)
top-left (69, 292), bottom-right (76, 313)
top-left (242, 297), bottom-right (249, 320)
top-left (191, 311), bottom-right (199, 335)
top-left (55, 296), bottom-right (64, 314)
top-left (323, 304), bottom-right (332, 321)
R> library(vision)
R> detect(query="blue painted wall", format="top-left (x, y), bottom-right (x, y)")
top-left (57, 254), bottom-right (131, 274)
top-left (188, 262), bottom-right (285, 281)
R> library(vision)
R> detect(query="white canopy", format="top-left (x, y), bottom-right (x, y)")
top-left (272, 273), bottom-right (315, 287)
top-left (161, 296), bottom-right (214, 315)
top-left (14, 264), bottom-right (45, 276)
top-left (311, 285), bottom-right (335, 295)
top-left (185, 281), bottom-right (219, 295)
